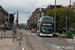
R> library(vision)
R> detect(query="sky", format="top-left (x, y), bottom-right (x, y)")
top-left (0, 0), bottom-right (75, 24)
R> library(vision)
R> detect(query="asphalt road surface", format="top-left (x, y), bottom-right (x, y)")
top-left (22, 30), bottom-right (75, 50)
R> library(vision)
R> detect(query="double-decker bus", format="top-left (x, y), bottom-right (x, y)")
top-left (37, 16), bottom-right (53, 36)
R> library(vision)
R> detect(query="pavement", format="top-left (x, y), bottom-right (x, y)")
top-left (0, 30), bottom-right (22, 50)
top-left (54, 33), bottom-right (75, 44)
top-left (0, 30), bottom-right (15, 50)
top-left (0, 38), bottom-right (14, 50)
top-left (0, 30), bottom-right (15, 38)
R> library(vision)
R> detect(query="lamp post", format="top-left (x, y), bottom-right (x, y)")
top-left (66, 17), bottom-right (67, 37)
top-left (12, 12), bottom-right (16, 43)
top-left (54, 0), bottom-right (56, 34)
top-left (35, 17), bottom-right (38, 30)
top-left (69, 0), bottom-right (71, 29)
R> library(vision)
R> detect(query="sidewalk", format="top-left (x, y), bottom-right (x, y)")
top-left (0, 30), bottom-right (22, 50)
top-left (0, 30), bottom-right (14, 50)
top-left (54, 33), bottom-right (75, 44)
top-left (0, 30), bottom-right (14, 38)
top-left (10, 30), bottom-right (22, 50)
top-left (0, 38), bottom-right (14, 50)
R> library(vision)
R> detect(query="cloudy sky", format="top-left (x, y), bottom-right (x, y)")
top-left (0, 0), bottom-right (75, 24)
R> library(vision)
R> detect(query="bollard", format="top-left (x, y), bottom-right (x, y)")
top-left (1, 31), bottom-right (2, 40)
top-left (13, 32), bottom-right (15, 43)
top-left (0, 29), bottom-right (3, 40)
top-left (4, 30), bottom-right (5, 37)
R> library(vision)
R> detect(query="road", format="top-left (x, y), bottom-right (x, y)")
top-left (1, 29), bottom-right (74, 50)
top-left (23, 30), bottom-right (75, 50)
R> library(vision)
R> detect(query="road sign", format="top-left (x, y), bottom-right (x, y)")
top-left (2, 24), bottom-right (4, 27)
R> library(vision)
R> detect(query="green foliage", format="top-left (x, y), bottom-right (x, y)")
top-left (71, 23), bottom-right (75, 30)
top-left (32, 23), bottom-right (37, 28)
top-left (47, 8), bottom-right (75, 29)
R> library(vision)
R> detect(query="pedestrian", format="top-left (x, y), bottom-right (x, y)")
top-left (59, 28), bottom-right (62, 34)
top-left (62, 27), bottom-right (65, 34)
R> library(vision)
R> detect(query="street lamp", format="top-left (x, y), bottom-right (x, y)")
top-left (35, 17), bottom-right (38, 29)
top-left (12, 12), bottom-right (16, 43)
top-left (54, 0), bottom-right (56, 34)
top-left (69, 0), bottom-right (71, 29)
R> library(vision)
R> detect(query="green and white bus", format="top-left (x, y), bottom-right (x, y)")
top-left (37, 16), bottom-right (53, 36)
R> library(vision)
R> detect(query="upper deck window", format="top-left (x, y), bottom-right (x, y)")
top-left (42, 17), bottom-right (53, 22)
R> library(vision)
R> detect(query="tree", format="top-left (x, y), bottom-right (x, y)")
top-left (32, 23), bottom-right (37, 28)
top-left (47, 8), bottom-right (75, 29)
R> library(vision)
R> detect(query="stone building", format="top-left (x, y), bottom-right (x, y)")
top-left (0, 5), bottom-right (8, 25)
top-left (27, 4), bottom-right (64, 29)
top-left (73, 7), bottom-right (75, 12)
top-left (27, 8), bottom-right (46, 29)
top-left (73, 2), bottom-right (75, 12)
top-left (46, 4), bottom-right (64, 13)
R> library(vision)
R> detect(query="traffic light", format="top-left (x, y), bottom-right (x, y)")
top-left (6, 18), bottom-right (8, 24)
top-left (9, 14), bottom-right (14, 24)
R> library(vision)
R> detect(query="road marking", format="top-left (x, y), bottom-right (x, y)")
top-left (57, 46), bottom-right (60, 49)
top-left (60, 49), bottom-right (63, 50)
top-left (22, 48), bottom-right (24, 50)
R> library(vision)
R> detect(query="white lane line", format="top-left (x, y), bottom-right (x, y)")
top-left (22, 48), bottom-right (24, 50)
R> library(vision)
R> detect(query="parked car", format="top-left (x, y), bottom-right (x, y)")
top-left (31, 28), bottom-right (36, 33)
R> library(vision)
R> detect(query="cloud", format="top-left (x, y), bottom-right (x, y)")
top-left (18, 14), bottom-right (29, 23)
top-left (0, 0), bottom-right (75, 24)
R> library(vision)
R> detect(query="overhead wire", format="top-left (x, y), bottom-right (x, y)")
top-left (27, 0), bottom-right (37, 14)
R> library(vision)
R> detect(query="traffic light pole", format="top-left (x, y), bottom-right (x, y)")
top-left (4, 16), bottom-right (6, 37)
top-left (12, 23), bottom-right (14, 43)
top-left (8, 14), bottom-right (10, 24)
top-left (1, 28), bottom-right (2, 40)
top-left (4, 16), bottom-right (9, 37)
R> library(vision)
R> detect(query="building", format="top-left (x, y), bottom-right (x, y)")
top-left (0, 5), bottom-right (8, 25)
top-left (73, 2), bottom-right (75, 12)
top-left (46, 4), bottom-right (64, 13)
top-left (27, 4), bottom-right (64, 29)
top-left (27, 8), bottom-right (46, 29)
top-left (65, 4), bottom-right (75, 12)
top-left (18, 23), bottom-right (27, 29)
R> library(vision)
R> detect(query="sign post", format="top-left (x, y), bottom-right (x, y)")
top-left (12, 24), bottom-right (16, 43)
top-left (4, 16), bottom-right (6, 38)
top-left (1, 28), bottom-right (2, 40)
top-left (0, 25), bottom-right (3, 40)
